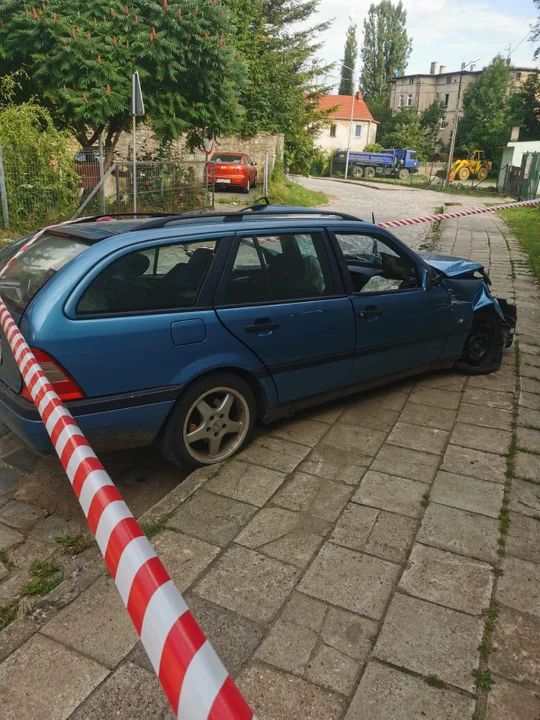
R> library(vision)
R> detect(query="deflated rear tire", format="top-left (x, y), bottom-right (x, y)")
top-left (455, 312), bottom-right (504, 375)
top-left (158, 372), bottom-right (256, 469)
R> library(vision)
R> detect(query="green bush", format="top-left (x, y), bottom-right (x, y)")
top-left (364, 143), bottom-right (384, 152)
top-left (0, 102), bottom-right (79, 231)
top-left (309, 149), bottom-right (332, 176)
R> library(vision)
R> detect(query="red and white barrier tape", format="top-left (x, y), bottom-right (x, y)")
top-left (0, 301), bottom-right (254, 718)
top-left (376, 196), bottom-right (540, 229)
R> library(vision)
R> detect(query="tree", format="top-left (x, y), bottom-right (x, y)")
top-left (456, 56), bottom-right (513, 160)
top-left (532, 0), bottom-right (540, 59)
top-left (338, 22), bottom-right (358, 96)
top-left (360, 1), bottom-right (412, 102)
top-left (0, 1), bottom-right (245, 158)
top-left (509, 74), bottom-right (540, 141)
top-left (228, 0), bottom-right (333, 174)
top-left (419, 100), bottom-right (446, 157)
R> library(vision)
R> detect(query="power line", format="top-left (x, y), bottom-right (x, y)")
top-left (507, 28), bottom-right (533, 58)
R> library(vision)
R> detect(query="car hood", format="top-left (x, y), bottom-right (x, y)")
top-left (418, 253), bottom-right (484, 277)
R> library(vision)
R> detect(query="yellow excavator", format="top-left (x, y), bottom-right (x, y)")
top-left (449, 150), bottom-right (492, 182)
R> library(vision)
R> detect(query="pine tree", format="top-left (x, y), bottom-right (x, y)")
top-left (0, 1), bottom-right (246, 156)
top-left (338, 22), bottom-right (358, 96)
top-left (360, 1), bottom-right (412, 101)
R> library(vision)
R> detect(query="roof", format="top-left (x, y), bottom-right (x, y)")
top-left (390, 66), bottom-right (539, 82)
top-left (318, 94), bottom-right (375, 122)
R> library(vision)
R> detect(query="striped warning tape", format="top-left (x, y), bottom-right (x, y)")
top-left (0, 301), bottom-right (255, 719)
top-left (377, 196), bottom-right (540, 229)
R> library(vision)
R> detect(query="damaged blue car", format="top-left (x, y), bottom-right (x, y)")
top-left (0, 205), bottom-right (516, 468)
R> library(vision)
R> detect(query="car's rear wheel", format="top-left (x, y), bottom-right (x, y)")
top-left (159, 373), bottom-right (256, 468)
top-left (353, 166), bottom-right (364, 179)
top-left (455, 312), bottom-right (504, 375)
top-left (364, 167), bottom-right (376, 179)
top-left (242, 179), bottom-right (251, 194)
top-left (476, 166), bottom-right (488, 181)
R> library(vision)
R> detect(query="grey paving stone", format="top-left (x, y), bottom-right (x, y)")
top-left (298, 445), bottom-right (372, 484)
top-left (399, 402), bottom-right (457, 431)
top-left (497, 556), bottom-right (540, 618)
top-left (0, 633), bottom-right (108, 720)
top-left (450, 422), bottom-right (512, 456)
top-left (255, 619), bottom-right (317, 675)
top-left (299, 543), bottom-right (399, 619)
top-left (491, 607), bottom-right (540, 685)
top-left (418, 503), bottom-right (499, 563)
top-left (0, 522), bottom-right (23, 551)
top-left (306, 643), bottom-right (360, 696)
top-left (194, 545), bottom-right (298, 624)
top-left (408, 386), bottom-right (461, 410)
top-left (387, 422), bottom-right (449, 455)
top-left (516, 451), bottom-right (540, 482)
top-left (151, 530), bottom-right (220, 592)
top-left (508, 511), bottom-right (540, 565)
top-left (235, 506), bottom-right (328, 568)
top-left (486, 675), bottom-right (540, 720)
top-left (370, 445), bottom-right (440, 483)
top-left (237, 661), bottom-right (345, 720)
top-left (509, 478), bottom-right (540, 518)
top-left (520, 391), bottom-right (540, 411)
top-left (301, 404), bottom-right (343, 424)
top-left (522, 364), bottom-right (540, 381)
top-left (321, 606), bottom-right (378, 661)
top-left (469, 372), bottom-right (516, 393)
top-left (331, 503), bottom-right (378, 551)
top-left (204, 460), bottom-right (287, 507)
top-left (519, 406), bottom-right (540, 429)
top-left (41, 575), bottom-right (138, 668)
top-left (522, 377), bottom-right (540, 395)
top-left (3, 449), bottom-right (40, 474)
top-left (441, 444), bottom-right (506, 483)
top-left (30, 515), bottom-right (84, 545)
top-left (523, 352), bottom-right (540, 369)
top-left (415, 372), bottom-right (467, 392)
top-left (399, 543), bottom-right (493, 615)
top-left (238, 435), bottom-right (310, 473)
top-left (373, 593), bottom-right (484, 692)
top-left (280, 591), bottom-right (328, 633)
top-left (352, 470), bottom-right (426, 518)
top-left (353, 388), bottom-right (410, 411)
top-left (517, 427), bottom-right (540, 453)
top-left (268, 417), bottom-right (330, 447)
top-left (167, 490), bottom-right (256, 547)
top-left (322, 422), bottom-right (386, 456)
top-left (272, 471), bottom-right (353, 521)
top-left (364, 511), bottom-right (418, 564)
top-left (0, 501), bottom-right (46, 531)
top-left (8, 537), bottom-right (56, 571)
top-left (463, 386), bottom-right (514, 410)
top-left (431, 471), bottom-right (504, 518)
top-left (340, 401), bottom-right (400, 432)
top-left (0, 561), bottom-right (7, 581)
top-left (0, 466), bottom-right (24, 495)
top-left (70, 662), bottom-right (169, 720)
top-left (457, 402), bottom-right (513, 430)
top-left (345, 661), bottom-right (475, 720)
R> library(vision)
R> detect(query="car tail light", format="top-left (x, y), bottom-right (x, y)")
top-left (20, 349), bottom-right (84, 402)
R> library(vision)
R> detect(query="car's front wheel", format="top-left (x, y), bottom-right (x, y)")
top-left (455, 312), bottom-right (504, 375)
top-left (159, 373), bottom-right (256, 468)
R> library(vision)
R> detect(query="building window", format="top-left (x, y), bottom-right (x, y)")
top-left (406, 94), bottom-right (413, 107)
top-left (447, 76), bottom-right (452, 84)
top-left (444, 93), bottom-right (449, 107)
top-left (330, 124), bottom-right (337, 137)
top-left (516, 72), bottom-right (522, 80)
top-left (398, 94), bottom-right (405, 107)
top-left (355, 125), bottom-right (362, 137)
top-left (409, 77), bottom-right (415, 84)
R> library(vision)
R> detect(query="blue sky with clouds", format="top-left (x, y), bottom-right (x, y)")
top-left (313, 0), bottom-right (538, 84)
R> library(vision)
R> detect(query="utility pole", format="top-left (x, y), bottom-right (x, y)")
top-left (131, 71), bottom-right (145, 215)
top-left (345, 92), bottom-right (356, 181)
top-left (444, 56), bottom-right (481, 187)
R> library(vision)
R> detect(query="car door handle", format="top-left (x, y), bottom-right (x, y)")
top-left (357, 306), bottom-right (383, 319)
top-left (244, 320), bottom-right (280, 333)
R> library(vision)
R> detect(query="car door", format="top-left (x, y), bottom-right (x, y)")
top-left (215, 228), bottom-right (356, 405)
top-left (330, 228), bottom-right (455, 383)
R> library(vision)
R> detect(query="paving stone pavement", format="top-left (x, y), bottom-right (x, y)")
top-left (0, 209), bottom-right (539, 719)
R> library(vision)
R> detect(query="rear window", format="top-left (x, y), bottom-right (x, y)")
top-left (0, 233), bottom-right (90, 314)
top-left (212, 154), bottom-right (243, 164)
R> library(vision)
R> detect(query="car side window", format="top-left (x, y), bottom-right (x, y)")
top-left (77, 239), bottom-right (218, 316)
top-left (335, 233), bottom-right (420, 294)
top-left (224, 232), bottom-right (335, 305)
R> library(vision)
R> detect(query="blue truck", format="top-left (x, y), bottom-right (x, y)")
top-left (335, 148), bottom-right (420, 180)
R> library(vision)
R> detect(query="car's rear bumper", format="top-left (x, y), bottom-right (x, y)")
top-left (209, 173), bottom-right (249, 188)
top-left (0, 383), bottom-right (182, 453)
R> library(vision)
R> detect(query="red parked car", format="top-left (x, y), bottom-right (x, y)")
top-left (207, 153), bottom-right (257, 193)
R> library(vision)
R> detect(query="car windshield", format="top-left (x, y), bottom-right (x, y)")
top-left (0, 233), bottom-right (90, 314)
top-left (212, 154), bottom-right (243, 164)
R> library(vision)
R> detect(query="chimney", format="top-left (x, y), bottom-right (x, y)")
top-left (355, 91), bottom-right (363, 101)
top-left (430, 61), bottom-right (438, 75)
top-left (439, 65), bottom-right (446, 74)
top-left (469, 64), bottom-right (476, 72)
top-left (461, 62), bottom-right (466, 70)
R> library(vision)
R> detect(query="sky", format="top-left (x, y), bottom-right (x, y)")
top-left (312, 0), bottom-right (539, 86)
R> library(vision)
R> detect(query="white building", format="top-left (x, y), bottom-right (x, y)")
top-left (315, 93), bottom-right (378, 153)
top-left (498, 140), bottom-right (540, 195)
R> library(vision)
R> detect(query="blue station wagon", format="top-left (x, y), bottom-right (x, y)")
top-left (0, 206), bottom-right (516, 468)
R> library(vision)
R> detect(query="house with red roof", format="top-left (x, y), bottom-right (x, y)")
top-left (316, 92), bottom-right (378, 152)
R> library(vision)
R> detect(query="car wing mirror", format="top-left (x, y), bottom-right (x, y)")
top-left (426, 268), bottom-right (443, 290)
